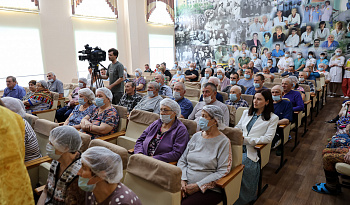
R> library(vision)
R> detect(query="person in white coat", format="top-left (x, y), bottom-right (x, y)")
top-left (329, 48), bottom-right (345, 97)
top-left (234, 89), bottom-right (279, 205)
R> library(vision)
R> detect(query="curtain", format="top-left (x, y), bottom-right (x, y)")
top-left (158, 0), bottom-right (174, 23)
top-left (146, 0), bottom-right (157, 22)
top-left (72, 0), bottom-right (118, 17)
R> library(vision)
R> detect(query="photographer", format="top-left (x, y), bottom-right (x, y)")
top-left (101, 48), bottom-right (124, 104)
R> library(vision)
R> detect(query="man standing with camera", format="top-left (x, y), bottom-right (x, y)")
top-left (102, 48), bottom-right (124, 104)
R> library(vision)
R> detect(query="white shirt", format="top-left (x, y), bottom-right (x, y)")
top-left (331, 29), bottom-right (345, 42)
top-left (251, 58), bottom-right (262, 71)
top-left (273, 16), bottom-right (287, 26)
top-left (261, 21), bottom-right (273, 32)
top-left (285, 34), bottom-right (300, 47)
top-left (288, 13), bottom-right (300, 25)
top-left (277, 57), bottom-right (294, 72)
top-left (306, 58), bottom-right (316, 70)
top-left (321, 5), bottom-right (332, 21)
top-left (301, 31), bottom-right (314, 43)
top-left (316, 70), bottom-right (330, 81)
top-left (249, 23), bottom-right (262, 34)
top-left (315, 28), bottom-right (330, 40)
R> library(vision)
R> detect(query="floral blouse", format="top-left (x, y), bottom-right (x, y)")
top-left (68, 104), bottom-right (96, 126)
top-left (86, 106), bottom-right (119, 139)
top-left (133, 76), bottom-right (147, 91)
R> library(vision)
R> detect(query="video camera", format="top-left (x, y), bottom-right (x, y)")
top-left (78, 44), bottom-right (106, 68)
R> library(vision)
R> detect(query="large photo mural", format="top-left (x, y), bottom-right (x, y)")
top-left (175, 0), bottom-right (350, 71)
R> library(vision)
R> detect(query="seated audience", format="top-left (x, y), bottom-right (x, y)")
top-left (56, 77), bottom-right (87, 122)
top-left (38, 126), bottom-right (85, 205)
top-left (185, 63), bottom-right (199, 82)
top-left (172, 82), bottom-right (193, 119)
top-left (200, 68), bottom-right (212, 89)
top-left (22, 80), bottom-right (36, 101)
top-left (118, 82), bottom-right (143, 112)
top-left (306, 51), bottom-right (317, 70)
top-left (237, 64), bottom-right (248, 76)
top-left (316, 63), bottom-right (331, 84)
top-left (282, 78), bottom-right (304, 111)
top-left (1, 97), bottom-right (42, 162)
top-left (199, 77), bottom-right (224, 103)
top-left (299, 72), bottom-right (315, 94)
top-left (216, 68), bottom-right (230, 91)
top-left (223, 73), bottom-right (246, 94)
top-left (134, 98), bottom-right (190, 162)
top-left (225, 85), bottom-right (249, 109)
top-left (200, 61), bottom-right (214, 78)
top-left (178, 105), bottom-right (231, 205)
top-left (235, 89), bottom-right (278, 204)
top-left (80, 88), bottom-right (119, 139)
top-left (155, 74), bottom-right (173, 97)
top-left (64, 88), bottom-right (96, 128)
top-left (144, 63), bottom-right (153, 73)
top-left (261, 52), bottom-right (276, 68)
top-left (23, 80), bottom-right (53, 114)
top-left (277, 51), bottom-right (294, 73)
top-left (304, 66), bottom-right (320, 83)
top-left (262, 67), bottom-right (275, 82)
top-left (134, 82), bottom-right (163, 114)
top-left (245, 74), bottom-right (267, 95)
top-left (238, 68), bottom-right (254, 88)
top-left (189, 83), bottom-right (229, 130)
top-left (170, 66), bottom-right (185, 87)
top-left (281, 65), bottom-right (299, 77)
top-left (289, 76), bottom-right (306, 101)
top-left (47, 71), bottom-right (64, 98)
top-left (78, 147), bottom-right (141, 204)
top-left (2, 76), bottom-right (26, 99)
top-left (172, 61), bottom-right (179, 70)
top-left (133, 68), bottom-right (146, 91)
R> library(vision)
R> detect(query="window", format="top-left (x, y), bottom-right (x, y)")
top-left (0, 0), bottom-right (39, 12)
top-left (149, 34), bottom-right (174, 70)
top-left (148, 1), bottom-right (173, 25)
top-left (73, 0), bottom-right (117, 19)
top-left (74, 30), bottom-right (117, 78)
top-left (0, 27), bottom-right (44, 90)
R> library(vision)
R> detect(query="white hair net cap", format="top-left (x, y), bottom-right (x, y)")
top-left (39, 80), bottom-right (48, 89)
top-left (160, 98), bottom-right (181, 117)
top-left (79, 77), bottom-right (88, 85)
top-left (203, 105), bottom-right (225, 130)
top-left (78, 88), bottom-right (95, 103)
top-left (96, 87), bottom-right (113, 102)
top-left (135, 68), bottom-right (143, 76)
top-left (81, 146), bottom-right (123, 184)
top-left (49, 126), bottom-right (82, 153)
top-left (1, 97), bottom-right (26, 117)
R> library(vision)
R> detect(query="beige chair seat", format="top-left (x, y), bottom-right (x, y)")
top-left (336, 163), bottom-right (350, 176)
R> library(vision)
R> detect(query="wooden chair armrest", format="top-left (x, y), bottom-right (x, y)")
top-left (278, 124), bottom-right (287, 129)
top-left (254, 144), bottom-right (267, 150)
top-left (25, 156), bottom-right (52, 170)
top-left (35, 185), bottom-right (46, 196)
top-left (304, 100), bottom-right (312, 105)
top-left (128, 148), bottom-right (134, 154)
top-left (293, 111), bottom-right (301, 114)
top-left (310, 93), bottom-right (316, 97)
top-left (32, 108), bottom-right (57, 115)
top-left (168, 161), bottom-right (177, 165)
top-left (216, 165), bottom-right (245, 188)
top-left (97, 131), bottom-right (126, 142)
top-left (317, 89), bottom-right (322, 92)
top-left (58, 122), bottom-right (64, 126)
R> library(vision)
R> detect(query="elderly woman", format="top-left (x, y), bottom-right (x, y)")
top-left (329, 48), bottom-right (345, 97)
top-left (133, 68), bottom-right (147, 91)
top-left (80, 87), bottom-right (119, 139)
top-left (289, 76), bottom-right (306, 101)
top-left (134, 98), bottom-right (189, 162)
top-left (1, 97), bottom-right (41, 162)
top-left (216, 68), bottom-right (230, 92)
top-left (177, 105), bottom-right (231, 205)
top-left (235, 89), bottom-right (278, 205)
top-left (78, 147), bottom-right (141, 204)
top-left (56, 77), bottom-right (87, 122)
top-left (170, 66), bottom-right (185, 87)
top-left (273, 26), bottom-right (286, 42)
top-left (22, 80), bottom-right (36, 101)
top-left (64, 88), bottom-right (96, 128)
top-left (23, 80), bottom-right (53, 113)
top-left (37, 126), bottom-right (85, 205)
top-left (321, 34), bottom-right (340, 50)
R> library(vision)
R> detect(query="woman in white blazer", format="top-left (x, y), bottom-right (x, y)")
top-left (234, 89), bottom-right (279, 205)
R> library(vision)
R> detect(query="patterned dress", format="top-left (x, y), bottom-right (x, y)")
top-left (68, 104), bottom-right (96, 126)
top-left (133, 76), bottom-right (147, 91)
top-left (26, 90), bottom-right (53, 113)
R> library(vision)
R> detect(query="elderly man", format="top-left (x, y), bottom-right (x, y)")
top-left (249, 17), bottom-right (261, 34)
top-left (238, 68), bottom-right (254, 88)
top-left (282, 65), bottom-right (299, 77)
top-left (277, 51), bottom-right (294, 73)
top-left (118, 82), bottom-right (143, 112)
top-left (304, 66), bottom-right (320, 82)
top-left (245, 74), bottom-right (267, 95)
top-left (189, 82), bottom-right (229, 130)
top-left (172, 82), bottom-right (193, 119)
top-left (172, 61), bottom-right (179, 70)
top-left (225, 85), bottom-right (249, 109)
top-left (282, 78), bottom-right (304, 112)
top-left (47, 71), bottom-right (64, 98)
top-left (134, 82), bottom-right (163, 114)
top-left (298, 72), bottom-right (315, 94)
top-left (316, 63), bottom-right (330, 83)
top-left (223, 73), bottom-right (246, 94)
top-left (200, 68), bottom-right (212, 89)
top-left (2, 76), bottom-right (26, 99)
top-left (185, 63), bottom-right (199, 82)
top-left (262, 67), bottom-right (275, 82)
top-left (262, 52), bottom-right (277, 68)
top-left (55, 77), bottom-right (87, 122)
top-left (199, 77), bottom-right (224, 102)
top-left (260, 15), bottom-right (272, 32)
top-left (155, 74), bottom-right (172, 97)
top-left (200, 61), bottom-right (214, 78)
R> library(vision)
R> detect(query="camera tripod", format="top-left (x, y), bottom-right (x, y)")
top-left (89, 62), bottom-right (107, 89)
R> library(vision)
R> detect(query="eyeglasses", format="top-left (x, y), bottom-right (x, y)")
top-left (160, 109), bottom-right (173, 113)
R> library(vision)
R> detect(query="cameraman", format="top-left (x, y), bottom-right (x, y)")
top-left (101, 48), bottom-right (124, 104)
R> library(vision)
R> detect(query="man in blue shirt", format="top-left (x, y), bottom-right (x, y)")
top-left (238, 68), bottom-right (254, 88)
top-left (172, 82), bottom-right (193, 119)
top-left (304, 67), bottom-right (320, 82)
top-left (2, 76), bottom-right (26, 100)
top-left (281, 65), bottom-right (299, 78)
top-left (282, 78), bottom-right (304, 111)
top-left (271, 44), bottom-right (285, 59)
top-left (155, 74), bottom-right (172, 97)
top-left (245, 74), bottom-right (267, 95)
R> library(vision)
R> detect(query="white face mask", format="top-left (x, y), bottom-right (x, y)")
top-left (267, 63), bottom-right (272, 67)
top-left (160, 114), bottom-right (173, 124)
top-left (173, 91), bottom-right (182, 101)
top-left (203, 96), bottom-right (212, 104)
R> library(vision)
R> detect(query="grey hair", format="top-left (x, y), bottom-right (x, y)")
top-left (79, 77), bottom-right (88, 84)
top-left (148, 81), bottom-right (160, 91)
top-left (288, 76), bottom-right (297, 83)
top-left (204, 82), bottom-right (217, 93)
top-left (135, 68), bottom-right (142, 76)
top-left (47, 71), bottom-right (56, 76)
top-left (272, 85), bottom-right (283, 93)
top-left (232, 85), bottom-right (242, 93)
top-left (205, 68), bottom-right (212, 74)
top-left (156, 74), bottom-right (165, 81)
top-left (208, 76), bottom-right (220, 87)
top-left (175, 82), bottom-right (186, 90)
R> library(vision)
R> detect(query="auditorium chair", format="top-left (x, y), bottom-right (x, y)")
top-left (274, 78), bottom-right (282, 84)
top-left (24, 113), bottom-right (39, 128)
top-left (184, 88), bottom-right (200, 101)
top-left (33, 119), bottom-right (59, 157)
top-left (218, 91), bottom-right (228, 101)
top-left (71, 78), bottom-right (78, 83)
top-left (298, 84), bottom-right (313, 125)
top-left (184, 82), bottom-right (201, 89)
top-left (190, 100), bottom-right (198, 108)
top-left (226, 104), bottom-right (236, 127)
top-left (235, 107), bottom-right (249, 126)
top-left (335, 163), bottom-right (350, 188)
top-left (241, 94), bottom-right (253, 107)
top-left (178, 118), bottom-right (197, 138)
top-left (32, 91), bottom-right (59, 122)
top-left (111, 105), bottom-right (128, 141)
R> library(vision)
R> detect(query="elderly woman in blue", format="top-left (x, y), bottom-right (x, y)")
top-left (234, 89), bottom-right (279, 205)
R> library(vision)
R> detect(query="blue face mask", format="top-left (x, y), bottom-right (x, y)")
top-left (48, 79), bottom-right (54, 83)
top-left (299, 77), bottom-right (305, 82)
top-left (217, 74), bottom-right (223, 79)
top-left (243, 69), bottom-right (246, 72)
top-left (320, 56), bottom-right (325, 59)
top-left (272, 95), bottom-right (281, 101)
top-left (46, 143), bottom-right (61, 161)
top-left (253, 83), bottom-right (261, 88)
top-left (229, 94), bottom-right (237, 101)
top-left (78, 176), bottom-right (96, 192)
top-left (336, 52), bottom-right (341, 56)
top-left (230, 80), bottom-right (236, 85)
top-left (318, 67), bottom-right (324, 71)
top-left (308, 55), bottom-right (313, 59)
top-left (158, 71), bottom-right (162, 74)
top-left (177, 71), bottom-right (181, 74)
top-left (252, 56), bottom-right (257, 60)
top-left (198, 117), bottom-right (212, 131)
top-left (78, 98), bottom-right (86, 105)
top-left (135, 72), bottom-right (140, 77)
top-left (78, 83), bottom-right (84, 88)
top-left (205, 73), bottom-right (210, 78)
top-left (244, 74), bottom-right (250, 79)
top-left (229, 65), bottom-right (233, 68)
top-left (292, 83), bottom-right (296, 88)
top-left (285, 54), bottom-right (289, 58)
top-left (158, 82), bottom-right (162, 87)
top-left (95, 98), bottom-right (105, 107)
top-left (147, 91), bottom-right (154, 97)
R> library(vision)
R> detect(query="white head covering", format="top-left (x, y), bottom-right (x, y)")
top-left (1, 97), bottom-right (26, 117)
